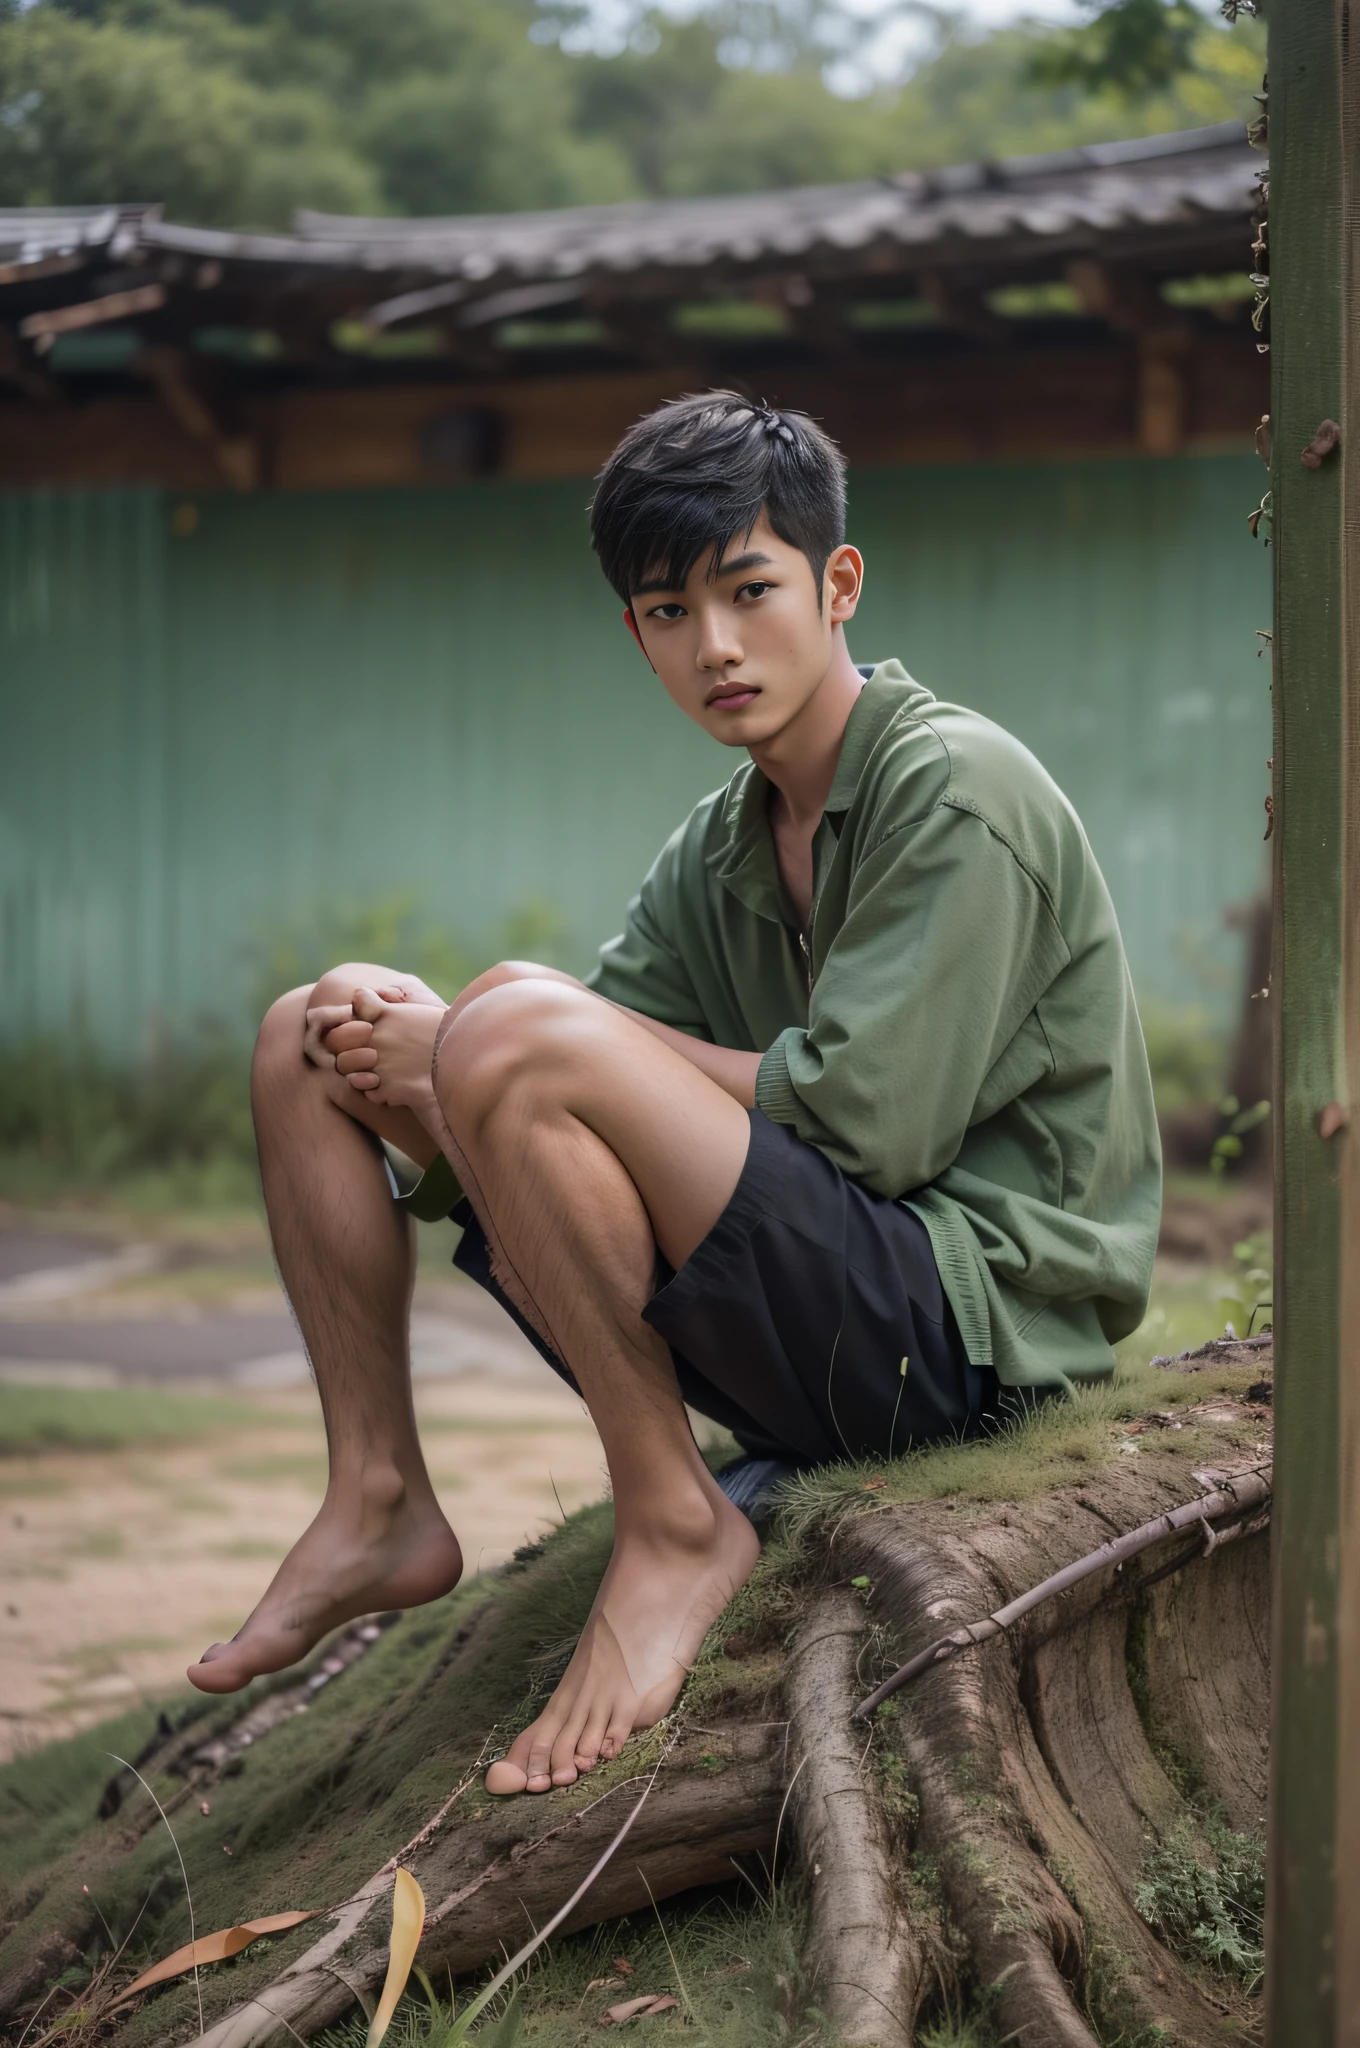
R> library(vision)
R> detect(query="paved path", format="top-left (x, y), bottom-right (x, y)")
top-left (0, 1223), bottom-right (546, 1387)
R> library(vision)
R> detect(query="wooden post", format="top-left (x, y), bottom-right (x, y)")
top-left (1266, 0), bottom-right (1359, 2039)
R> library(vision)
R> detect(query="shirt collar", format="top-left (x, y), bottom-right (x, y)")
top-left (707, 660), bottom-right (933, 919)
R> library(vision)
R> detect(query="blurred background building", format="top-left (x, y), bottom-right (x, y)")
top-left (0, 2), bottom-right (1270, 1121)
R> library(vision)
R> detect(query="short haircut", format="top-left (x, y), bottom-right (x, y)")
top-left (590, 390), bottom-right (848, 606)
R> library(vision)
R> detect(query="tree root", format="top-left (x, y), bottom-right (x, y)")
top-left (786, 1592), bottom-right (920, 2045)
top-left (0, 1356), bottom-right (1272, 2046)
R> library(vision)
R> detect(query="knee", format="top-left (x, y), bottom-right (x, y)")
top-left (252, 984), bottom-right (313, 1100)
top-left (256, 984), bottom-right (310, 1061)
top-left (457, 958), bottom-right (559, 1006)
top-left (436, 980), bottom-right (596, 1138)
top-left (307, 960), bottom-right (398, 1011)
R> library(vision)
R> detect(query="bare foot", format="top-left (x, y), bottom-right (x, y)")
top-left (188, 1478), bottom-right (462, 1693)
top-left (485, 1488), bottom-right (759, 1795)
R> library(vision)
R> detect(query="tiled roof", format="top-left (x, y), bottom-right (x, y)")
top-left (0, 124), bottom-right (1257, 302)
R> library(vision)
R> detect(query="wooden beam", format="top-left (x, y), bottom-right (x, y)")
top-left (916, 269), bottom-right (1005, 343)
top-left (0, 333), bottom-right (1266, 492)
top-left (1066, 258), bottom-right (1164, 333)
top-left (1137, 330), bottom-right (1193, 456)
top-left (134, 344), bottom-right (261, 492)
top-left (19, 281), bottom-right (167, 341)
top-left (1263, 0), bottom-right (1359, 2040)
top-left (0, 323), bottom-right (61, 403)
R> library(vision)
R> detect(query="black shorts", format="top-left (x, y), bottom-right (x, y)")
top-left (447, 1108), bottom-right (994, 1467)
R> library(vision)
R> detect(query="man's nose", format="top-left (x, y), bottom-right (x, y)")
top-left (695, 609), bottom-right (741, 670)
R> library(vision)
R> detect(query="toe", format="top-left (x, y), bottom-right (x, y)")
top-left (485, 1758), bottom-right (529, 1796)
top-left (600, 1704), bottom-right (634, 1762)
top-left (524, 1734), bottom-right (557, 1793)
top-left (549, 1717), bottom-right (590, 1785)
top-left (573, 1703), bottom-right (611, 1773)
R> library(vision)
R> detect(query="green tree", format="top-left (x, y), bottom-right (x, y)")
top-left (0, 5), bottom-right (380, 220)
top-left (0, 0), bottom-right (1266, 229)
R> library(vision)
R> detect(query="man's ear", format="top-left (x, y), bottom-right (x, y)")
top-left (825, 544), bottom-right (864, 626)
top-left (623, 606), bottom-right (656, 670)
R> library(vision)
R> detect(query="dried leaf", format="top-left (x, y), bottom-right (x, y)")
top-left (613, 1958), bottom-right (634, 1974)
top-left (587, 1976), bottom-right (622, 1991)
top-left (367, 1868), bottom-right (426, 2048)
top-left (114, 1913), bottom-right (318, 1999)
top-left (599, 1992), bottom-right (679, 2023)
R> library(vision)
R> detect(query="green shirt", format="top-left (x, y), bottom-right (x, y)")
top-left (586, 660), bottom-right (1161, 1390)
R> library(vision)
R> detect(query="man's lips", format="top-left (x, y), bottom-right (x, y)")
top-left (705, 684), bottom-right (761, 709)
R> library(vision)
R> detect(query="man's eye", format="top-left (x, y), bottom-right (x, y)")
top-left (736, 581), bottom-right (772, 602)
top-left (648, 603), bottom-right (685, 620)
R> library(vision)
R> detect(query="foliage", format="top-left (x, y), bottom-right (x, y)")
top-left (1215, 1229), bottom-right (1271, 1337)
top-left (1138, 1002), bottom-right (1226, 1119)
top-left (1208, 1092), bottom-right (1270, 1176)
top-left (0, 0), bottom-right (1265, 228)
top-left (1026, 0), bottom-right (1205, 95)
top-left (1134, 1815), bottom-right (1265, 1992)
top-left (0, 895), bottom-right (563, 1208)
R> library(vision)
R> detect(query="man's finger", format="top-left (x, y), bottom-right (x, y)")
top-left (346, 1071), bottom-right (382, 1092)
top-left (322, 1020), bottom-right (374, 1054)
top-left (376, 985), bottom-right (410, 1004)
top-left (335, 1047), bottom-right (379, 1075)
top-left (351, 987), bottom-right (388, 1023)
top-left (303, 1004), bottom-right (352, 1066)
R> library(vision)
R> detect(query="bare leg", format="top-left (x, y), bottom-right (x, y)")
top-left (430, 980), bottom-right (762, 1795)
top-left (188, 961), bottom-right (463, 1692)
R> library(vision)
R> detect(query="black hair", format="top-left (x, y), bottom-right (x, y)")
top-left (589, 389), bottom-right (848, 606)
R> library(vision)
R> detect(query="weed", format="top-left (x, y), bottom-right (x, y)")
top-left (1134, 1816), bottom-right (1264, 1993)
top-left (312, 1888), bottom-right (835, 2047)
top-left (0, 897), bottom-right (568, 1212)
top-left (1216, 1231), bottom-right (1272, 1338)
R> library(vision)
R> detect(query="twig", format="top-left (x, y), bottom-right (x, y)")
top-left (442, 1743), bottom-right (674, 2037)
top-left (770, 1753), bottom-right (808, 1884)
top-left (107, 1753), bottom-right (203, 2037)
top-left (854, 1467), bottom-right (1272, 1718)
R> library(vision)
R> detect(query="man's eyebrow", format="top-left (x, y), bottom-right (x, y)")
top-left (631, 550), bottom-right (774, 600)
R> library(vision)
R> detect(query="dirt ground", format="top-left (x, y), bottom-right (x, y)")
top-left (0, 1211), bottom-right (621, 1762)
top-left (0, 1183), bottom-right (1253, 1766)
top-left (0, 1373), bottom-right (609, 1762)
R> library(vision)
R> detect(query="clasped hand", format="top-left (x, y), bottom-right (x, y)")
top-left (303, 985), bottom-right (445, 1111)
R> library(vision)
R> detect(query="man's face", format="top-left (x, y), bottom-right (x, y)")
top-left (627, 511), bottom-right (863, 749)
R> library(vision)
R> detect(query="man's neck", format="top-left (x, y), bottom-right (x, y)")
top-left (747, 640), bottom-right (866, 834)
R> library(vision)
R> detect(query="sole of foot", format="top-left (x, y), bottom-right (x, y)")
top-left (486, 1491), bottom-right (760, 1796)
top-left (187, 1507), bottom-right (463, 1694)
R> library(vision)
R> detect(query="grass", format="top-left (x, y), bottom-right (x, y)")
top-left (0, 1383), bottom-right (270, 1457)
top-left (0, 1702), bottom-right (165, 1886)
top-left (312, 1888), bottom-right (835, 2047)
top-left (772, 1346), bottom-right (1263, 1531)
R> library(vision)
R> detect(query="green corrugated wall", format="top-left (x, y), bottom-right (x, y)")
top-left (1, 454), bottom-right (1269, 1053)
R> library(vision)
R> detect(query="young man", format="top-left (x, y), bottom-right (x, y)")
top-left (188, 391), bottom-right (1161, 1798)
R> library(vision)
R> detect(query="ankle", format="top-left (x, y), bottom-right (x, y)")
top-left (616, 1477), bottom-right (727, 1555)
top-left (326, 1459), bottom-right (419, 1519)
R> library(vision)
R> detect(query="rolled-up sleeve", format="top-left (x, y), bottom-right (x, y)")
top-left (755, 801), bottom-right (1068, 1196)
